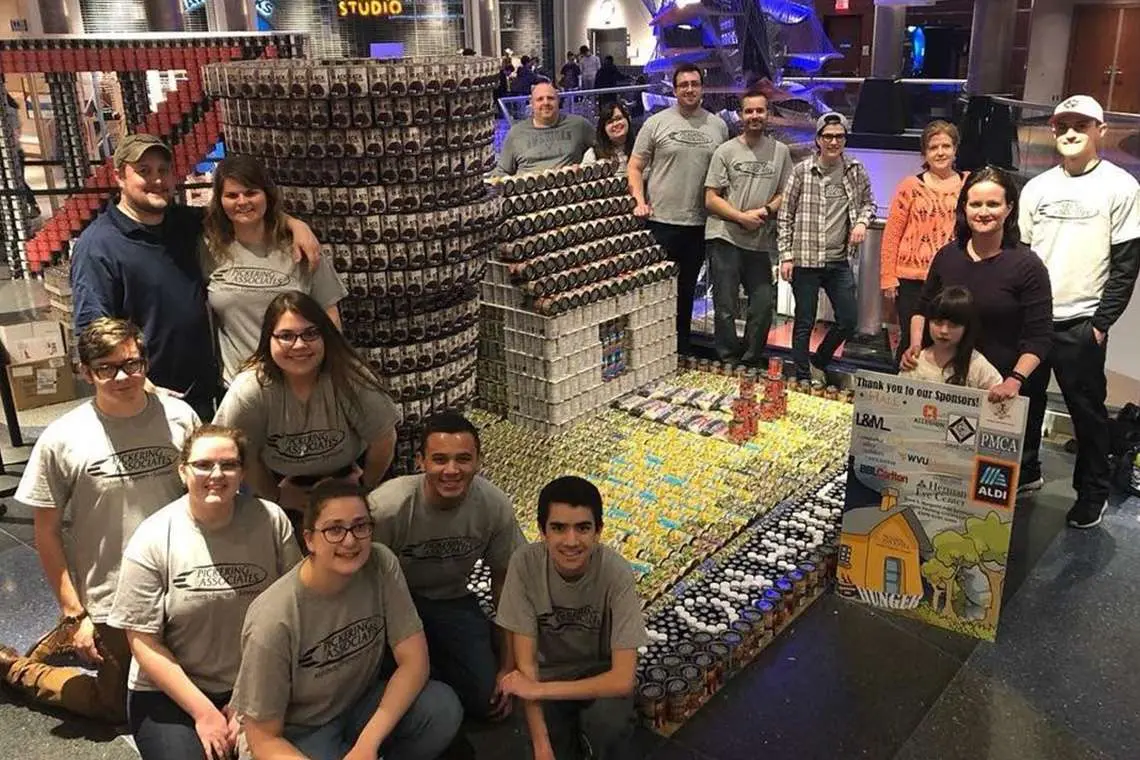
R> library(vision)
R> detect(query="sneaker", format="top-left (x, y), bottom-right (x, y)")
top-left (809, 363), bottom-right (828, 384)
top-left (1067, 500), bottom-right (1108, 529)
top-left (1017, 477), bottom-right (1044, 495)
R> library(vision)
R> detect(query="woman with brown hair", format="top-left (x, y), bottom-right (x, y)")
top-left (213, 291), bottom-right (400, 528)
top-left (202, 155), bottom-right (347, 383)
top-left (582, 101), bottom-right (635, 174)
top-left (880, 120), bottom-right (967, 360)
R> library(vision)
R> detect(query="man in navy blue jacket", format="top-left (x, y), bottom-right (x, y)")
top-left (71, 135), bottom-right (318, 419)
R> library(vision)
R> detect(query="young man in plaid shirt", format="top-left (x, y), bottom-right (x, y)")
top-left (777, 112), bottom-right (876, 382)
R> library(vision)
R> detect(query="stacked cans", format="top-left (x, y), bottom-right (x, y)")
top-left (478, 163), bottom-right (679, 435)
top-left (760, 356), bottom-right (788, 422)
top-left (206, 55), bottom-right (502, 474)
top-left (634, 469), bottom-right (845, 733)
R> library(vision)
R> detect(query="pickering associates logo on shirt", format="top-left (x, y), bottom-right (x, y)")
top-left (732, 160), bottom-right (775, 178)
top-left (667, 130), bottom-right (715, 147)
top-left (1038, 200), bottom-right (1098, 221)
top-left (86, 446), bottom-right (179, 479)
top-left (401, 536), bottom-right (482, 561)
top-left (299, 615), bottom-right (384, 670)
top-left (268, 430), bottom-right (346, 459)
top-left (173, 563), bottom-right (269, 592)
top-left (538, 605), bottom-right (603, 633)
top-left (212, 267), bottom-right (293, 289)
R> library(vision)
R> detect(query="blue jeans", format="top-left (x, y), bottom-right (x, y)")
top-left (790, 261), bottom-right (858, 379)
top-left (129, 688), bottom-right (231, 760)
top-left (414, 593), bottom-right (500, 719)
top-left (539, 696), bottom-right (637, 760)
top-left (283, 678), bottom-right (461, 760)
top-left (706, 240), bottom-right (775, 363)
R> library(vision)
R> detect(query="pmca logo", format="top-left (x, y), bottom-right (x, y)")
top-left (979, 430), bottom-right (1020, 456)
top-left (971, 459), bottom-right (1017, 508)
top-left (854, 413), bottom-right (891, 431)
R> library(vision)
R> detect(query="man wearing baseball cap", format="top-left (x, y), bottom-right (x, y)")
top-left (777, 112), bottom-right (876, 382)
top-left (70, 134), bottom-right (319, 420)
top-left (1019, 95), bottom-right (1140, 528)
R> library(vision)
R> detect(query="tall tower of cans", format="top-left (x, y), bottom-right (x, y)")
top-left (204, 56), bottom-right (503, 473)
top-left (479, 164), bottom-right (680, 435)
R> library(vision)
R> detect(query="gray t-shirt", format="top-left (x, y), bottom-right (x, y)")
top-left (704, 135), bottom-right (793, 252)
top-left (214, 370), bottom-right (400, 478)
top-left (205, 240), bottom-right (347, 384)
top-left (494, 115), bottom-right (595, 176)
top-left (231, 544), bottom-right (423, 727)
top-left (633, 106), bottom-right (729, 227)
top-left (108, 493), bottom-right (302, 693)
top-left (496, 542), bottom-right (649, 681)
top-left (15, 395), bottom-right (198, 622)
top-left (369, 474), bottom-right (525, 601)
top-left (822, 161), bottom-right (851, 261)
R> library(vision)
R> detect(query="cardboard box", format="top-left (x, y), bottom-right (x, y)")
top-left (0, 320), bottom-right (67, 364)
top-left (7, 356), bottom-right (77, 411)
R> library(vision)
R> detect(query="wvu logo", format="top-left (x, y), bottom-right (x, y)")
top-left (972, 459), bottom-right (1016, 508)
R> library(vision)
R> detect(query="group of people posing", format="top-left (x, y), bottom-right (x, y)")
top-left (1, 336), bottom-right (647, 760)
top-left (496, 73), bottom-right (1139, 530)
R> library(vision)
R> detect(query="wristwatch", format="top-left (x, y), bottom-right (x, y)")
top-left (61, 609), bottom-right (88, 625)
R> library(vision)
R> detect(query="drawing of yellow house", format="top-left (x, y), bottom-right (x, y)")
top-left (838, 490), bottom-right (933, 609)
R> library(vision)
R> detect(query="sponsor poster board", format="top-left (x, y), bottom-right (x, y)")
top-left (837, 371), bottom-right (1027, 641)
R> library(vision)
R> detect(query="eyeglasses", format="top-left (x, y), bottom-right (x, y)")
top-left (272, 327), bottom-right (323, 346)
top-left (89, 357), bottom-right (148, 380)
top-left (819, 134), bottom-right (847, 143)
top-left (314, 520), bottom-right (374, 544)
top-left (186, 459), bottom-right (242, 476)
top-left (675, 81), bottom-right (702, 90)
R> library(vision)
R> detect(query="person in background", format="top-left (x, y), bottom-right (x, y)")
top-left (70, 134), bottom-right (320, 421)
top-left (899, 286), bottom-right (1002, 390)
top-left (108, 424), bottom-right (301, 759)
top-left (880, 120), bottom-right (966, 361)
top-left (582, 101), bottom-right (635, 174)
top-left (203, 155), bottom-right (347, 385)
top-left (1018, 95), bottom-right (1140, 528)
top-left (5, 92), bottom-right (38, 217)
top-left (704, 88), bottom-right (793, 365)
top-left (578, 46), bottom-right (601, 90)
top-left (213, 291), bottom-right (400, 535)
top-left (0, 318), bottom-right (198, 723)
top-left (559, 52), bottom-right (581, 89)
top-left (512, 56), bottom-right (540, 94)
top-left (629, 63), bottom-right (728, 355)
top-left (496, 58), bottom-right (514, 103)
top-left (494, 82), bottom-right (594, 176)
top-left (594, 56), bottom-right (626, 92)
top-left (777, 112), bottom-right (875, 382)
top-left (369, 412), bottom-right (525, 724)
top-left (231, 481), bottom-right (462, 759)
top-left (496, 476), bottom-right (648, 760)
top-left (902, 166), bottom-right (1052, 406)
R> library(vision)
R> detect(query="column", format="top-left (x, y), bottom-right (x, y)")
top-left (870, 4), bottom-right (908, 79)
top-left (36, 0), bottom-right (84, 34)
top-left (206, 0), bottom-right (257, 32)
top-left (144, 0), bottom-right (186, 31)
top-left (966, 0), bottom-right (1019, 94)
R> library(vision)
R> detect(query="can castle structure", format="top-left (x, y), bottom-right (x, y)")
top-left (478, 163), bottom-right (679, 435)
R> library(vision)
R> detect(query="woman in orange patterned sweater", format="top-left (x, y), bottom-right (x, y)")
top-left (881, 121), bottom-right (966, 361)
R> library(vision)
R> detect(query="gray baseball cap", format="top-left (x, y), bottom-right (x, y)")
top-left (815, 112), bottom-right (850, 135)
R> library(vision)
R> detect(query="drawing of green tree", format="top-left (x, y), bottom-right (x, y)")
top-left (930, 529), bottom-right (979, 616)
top-left (964, 511), bottom-right (1010, 627)
top-left (921, 557), bottom-right (955, 610)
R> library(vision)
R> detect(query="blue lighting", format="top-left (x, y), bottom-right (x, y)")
top-left (906, 25), bottom-right (926, 76)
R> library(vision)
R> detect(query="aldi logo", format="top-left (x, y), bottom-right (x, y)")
top-left (972, 459), bottom-right (1017, 508)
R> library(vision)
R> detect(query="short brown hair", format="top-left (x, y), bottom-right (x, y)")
top-left (304, 480), bottom-right (369, 532)
top-left (921, 120), bottom-right (959, 152)
top-left (740, 87), bottom-right (768, 109)
top-left (77, 317), bottom-right (145, 366)
top-left (179, 423), bottom-right (248, 467)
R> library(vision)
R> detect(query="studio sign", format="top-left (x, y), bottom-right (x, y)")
top-left (338, 0), bottom-right (404, 17)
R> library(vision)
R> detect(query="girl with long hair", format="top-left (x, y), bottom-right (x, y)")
top-left (582, 101), bottom-right (635, 173)
top-left (900, 286), bottom-right (1002, 389)
top-left (881, 120), bottom-right (967, 360)
top-left (109, 424), bottom-right (301, 760)
top-left (202, 155), bottom-right (347, 383)
top-left (213, 291), bottom-right (400, 527)
top-left (902, 167), bottom-right (1053, 408)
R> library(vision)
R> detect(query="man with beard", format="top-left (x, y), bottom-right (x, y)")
top-left (628, 63), bottom-right (728, 355)
top-left (494, 82), bottom-right (594, 176)
top-left (777, 112), bottom-right (875, 383)
top-left (368, 413), bottom-right (525, 723)
top-left (1019, 95), bottom-right (1140, 528)
top-left (704, 88), bottom-right (793, 364)
top-left (70, 134), bottom-right (319, 420)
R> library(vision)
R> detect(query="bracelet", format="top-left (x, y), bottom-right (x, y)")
top-left (61, 609), bottom-right (88, 625)
top-left (1010, 371), bottom-right (1028, 385)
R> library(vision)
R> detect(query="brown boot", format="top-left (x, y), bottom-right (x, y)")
top-left (0, 645), bottom-right (18, 681)
top-left (24, 621), bottom-right (78, 662)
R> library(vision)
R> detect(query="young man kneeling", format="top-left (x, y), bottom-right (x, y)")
top-left (496, 476), bottom-right (648, 760)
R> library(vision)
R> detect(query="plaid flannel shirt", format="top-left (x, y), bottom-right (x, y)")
top-left (777, 153), bottom-right (876, 267)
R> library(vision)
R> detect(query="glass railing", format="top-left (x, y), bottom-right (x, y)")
top-left (496, 84), bottom-right (658, 125)
top-left (780, 77), bottom-right (966, 130)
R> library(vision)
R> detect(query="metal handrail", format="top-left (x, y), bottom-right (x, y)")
top-left (496, 84), bottom-right (656, 121)
top-left (782, 77), bottom-right (966, 86)
top-left (990, 96), bottom-right (1140, 123)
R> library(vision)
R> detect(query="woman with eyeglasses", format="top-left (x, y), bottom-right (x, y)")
top-left (582, 101), bottom-right (635, 175)
top-left (108, 424), bottom-right (301, 760)
top-left (232, 479), bottom-right (462, 759)
top-left (213, 291), bottom-right (401, 532)
top-left (203, 155), bottom-right (347, 384)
